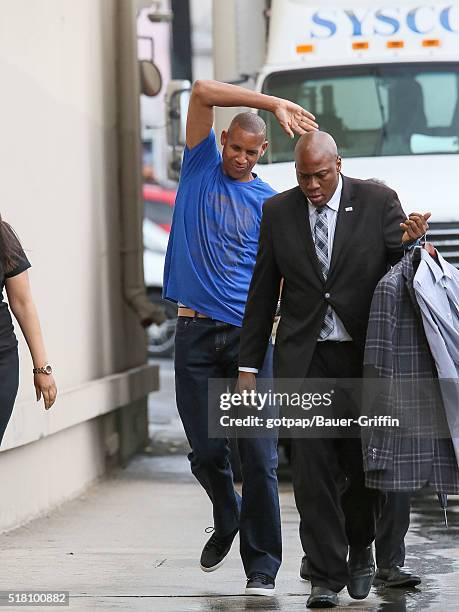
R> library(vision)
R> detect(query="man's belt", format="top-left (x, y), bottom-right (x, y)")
top-left (178, 307), bottom-right (211, 319)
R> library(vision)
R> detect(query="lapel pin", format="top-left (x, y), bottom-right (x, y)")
top-left (345, 206), bottom-right (353, 212)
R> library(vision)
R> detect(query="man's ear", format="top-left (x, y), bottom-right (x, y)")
top-left (336, 156), bottom-right (342, 173)
top-left (221, 130), bottom-right (227, 147)
top-left (260, 141), bottom-right (269, 156)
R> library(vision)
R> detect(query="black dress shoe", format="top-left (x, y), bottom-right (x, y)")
top-left (307, 586), bottom-right (338, 608)
top-left (374, 566), bottom-right (421, 588)
top-left (300, 555), bottom-right (311, 581)
top-left (347, 545), bottom-right (375, 600)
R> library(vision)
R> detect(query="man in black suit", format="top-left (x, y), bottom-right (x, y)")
top-left (237, 131), bottom-right (429, 608)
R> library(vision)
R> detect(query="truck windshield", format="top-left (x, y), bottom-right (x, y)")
top-left (259, 63), bottom-right (459, 163)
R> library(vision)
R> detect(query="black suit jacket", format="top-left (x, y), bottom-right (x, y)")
top-left (239, 175), bottom-right (407, 379)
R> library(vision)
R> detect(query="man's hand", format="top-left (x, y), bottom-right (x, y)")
top-left (236, 372), bottom-right (257, 396)
top-left (401, 212), bottom-right (431, 243)
top-left (273, 99), bottom-right (318, 138)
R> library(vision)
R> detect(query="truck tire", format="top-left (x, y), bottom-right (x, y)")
top-left (146, 289), bottom-right (177, 358)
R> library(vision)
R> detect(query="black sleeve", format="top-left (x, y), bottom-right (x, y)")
top-left (383, 190), bottom-right (406, 267)
top-left (3, 224), bottom-right (31, 278)
top-left (239, 203), bottom-right (282, 369)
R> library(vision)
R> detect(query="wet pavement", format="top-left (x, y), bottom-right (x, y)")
top-left (0, 452), bottom-right (456, 611)
top-left (137, 456), bottom-right (459, 612)
top-left (145, 358), bottom-right (459, 611)
top-left (0, 455), bottom-right (459, 612)
top-left (0, 359), bottom-right (456, 610)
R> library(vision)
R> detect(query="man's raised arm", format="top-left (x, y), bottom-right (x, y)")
top-left (186, 79), bottom-right (318, 149)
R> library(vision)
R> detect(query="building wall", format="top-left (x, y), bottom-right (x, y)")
top-left (0, 0), bottom-right (157, 531)
top-left (190, 0), bottom-right (213, 80)
top-left (0, 0), bottom-right (122, 390)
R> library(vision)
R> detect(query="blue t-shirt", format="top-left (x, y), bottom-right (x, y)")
top-left (163, 130), bottom-right (276, 326)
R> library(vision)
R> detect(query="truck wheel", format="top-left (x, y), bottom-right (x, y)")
top-left (146, 290), bottom-right (177, 358)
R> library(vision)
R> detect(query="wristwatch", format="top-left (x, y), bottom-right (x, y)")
top-left (33, 364), bottom-right (53, 375)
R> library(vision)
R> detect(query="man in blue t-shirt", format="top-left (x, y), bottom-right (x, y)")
top-left (163, 79), bottom-right (317, 595)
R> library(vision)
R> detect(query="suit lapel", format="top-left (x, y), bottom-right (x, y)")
top-left (291, 187), bottom-right (325, 285)
top-left (327, 176), bottom-right (356, 284)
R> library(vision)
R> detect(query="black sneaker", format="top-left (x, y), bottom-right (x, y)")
top-left (200, 527), bottom-right (238, 572)
top-left (245, 573), bottom-right (276, 596)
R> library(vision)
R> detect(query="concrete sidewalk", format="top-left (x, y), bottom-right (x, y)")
top-left (0, 452), bottom-right (458, 611)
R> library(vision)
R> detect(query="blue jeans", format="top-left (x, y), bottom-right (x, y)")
top-left (174, 317), bottom-right (281, 578)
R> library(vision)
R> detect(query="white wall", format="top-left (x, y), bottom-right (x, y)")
top-left (190, 0), bottom-right (214, 80)
top-left (0, 0), bottom-right (121, 392)
top-left (0, 0), bottom-right (157, 529)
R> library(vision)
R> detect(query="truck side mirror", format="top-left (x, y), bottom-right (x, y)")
top-left (139, 60), bottom-right (162, 97)
top-left (165, 80), bottom-right (191, 180)
top-left (166, 80), bottom-right (191, 147)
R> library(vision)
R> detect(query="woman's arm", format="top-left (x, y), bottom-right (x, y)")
top-left (5, 270), bottom-right (57, 410)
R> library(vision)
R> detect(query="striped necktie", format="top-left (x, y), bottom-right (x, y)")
top-left (314, 206), bottom-right (334, 339)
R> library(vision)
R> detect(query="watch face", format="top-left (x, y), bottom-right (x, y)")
top-left (45, 364), bottom-right (53, 374)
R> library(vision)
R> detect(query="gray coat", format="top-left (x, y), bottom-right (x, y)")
top-left (363, 252), bottom-right (459, 493)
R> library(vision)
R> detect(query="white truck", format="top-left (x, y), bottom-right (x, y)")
top-left (255, 0), bottom-right (459, 265)
top-left (167, 0), bottom-right (459, 266)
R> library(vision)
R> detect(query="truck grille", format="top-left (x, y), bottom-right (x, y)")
top-left (427, 222), bottom-right (459, 269)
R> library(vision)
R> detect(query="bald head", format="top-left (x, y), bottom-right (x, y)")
top-left (295, 131), bottom-right (342, 207)
top-left (295, 131), bottom-right (338, 163)
top-left (229, 112), bottom-right (267, 140)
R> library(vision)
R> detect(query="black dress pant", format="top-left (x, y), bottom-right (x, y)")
top-left (0, 346), bottom-right (19, 446)
top-left (343, 475), bottom-right (411, 568)
top-left (291, 341), bottom-right (380, 593)
top-left (302, 475), bottom-right (410, 569)
top-left (375, 492), bottom-right (411, 568)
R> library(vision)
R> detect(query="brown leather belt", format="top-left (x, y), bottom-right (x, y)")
top-left (178, 307), bottom-right (211, 319)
